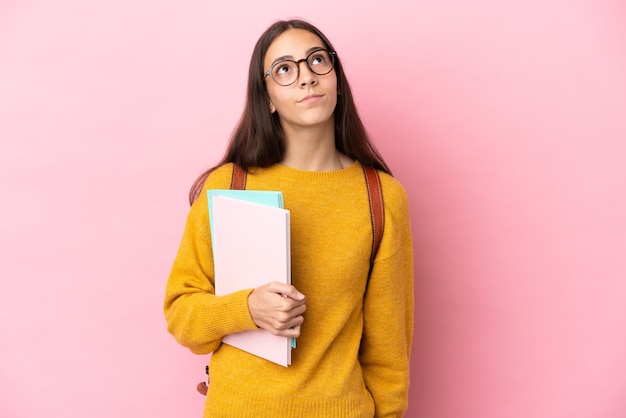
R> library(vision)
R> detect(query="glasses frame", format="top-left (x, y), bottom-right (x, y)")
top-left (264, 49), bottom-right (337, 87)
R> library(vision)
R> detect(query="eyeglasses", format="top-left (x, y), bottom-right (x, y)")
top-left (264, 49), bottom-right (336, 87)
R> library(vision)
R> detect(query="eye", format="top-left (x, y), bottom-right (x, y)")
top-left (309, 53), bottom-right (327, 66)
top-left (274, 62), bottom-right (293, 76)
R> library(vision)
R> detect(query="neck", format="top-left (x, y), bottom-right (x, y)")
top-left (280, 121), bottom-right (352, 171)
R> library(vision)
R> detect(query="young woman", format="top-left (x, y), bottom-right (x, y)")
top-left (164, 19), bottom-right (414, 417)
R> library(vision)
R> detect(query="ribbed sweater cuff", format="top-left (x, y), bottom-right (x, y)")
top-left (202, 288), bottom-right (258, 335)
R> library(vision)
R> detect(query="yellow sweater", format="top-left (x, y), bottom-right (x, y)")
top-left (164, 162), bottom-right (414, 417)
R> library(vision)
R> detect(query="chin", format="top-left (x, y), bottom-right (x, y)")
top-left (281, 112), bottom-right (334, 129)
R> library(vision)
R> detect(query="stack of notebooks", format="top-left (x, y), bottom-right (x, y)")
top-left (207, 190), bottom-right (293, 367)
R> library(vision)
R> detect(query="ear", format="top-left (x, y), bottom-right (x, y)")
top-left (269, 102), bottom-right (276, 113)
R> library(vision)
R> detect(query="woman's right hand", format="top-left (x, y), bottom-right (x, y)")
top-left (247, 282), bottom-right (306, 338)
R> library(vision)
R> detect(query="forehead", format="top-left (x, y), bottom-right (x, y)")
top-left (264, 29), bottom-right (326, 65)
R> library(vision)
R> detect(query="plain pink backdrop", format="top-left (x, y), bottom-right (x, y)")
top-left (1, 1), bottom-right (625, 417)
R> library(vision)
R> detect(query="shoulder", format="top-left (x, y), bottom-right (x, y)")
top-left (374, 170), bottom-right (412, 235)
top-left (203, 163), bottom-right (236, 190)
top-left (188, 163), bottom-right (235, 212)
top-left (377, 171), bottom-right (409, 210)
top-left (365, 169), bottom-right (413, 260)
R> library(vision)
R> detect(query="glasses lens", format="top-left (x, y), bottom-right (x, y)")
top-left (307, 50), bottom-right (334, 75)
top-left (271, 61), bottom-right (298, 86)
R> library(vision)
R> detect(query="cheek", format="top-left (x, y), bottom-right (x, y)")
top-left (266, 84), bottom-right (280, 103)
top-left (327, 76), bottom-right (338, 99)
top-left (267, 87), bottom-right (292, 111)
top-left (328, 79), bottom-right (339, 105)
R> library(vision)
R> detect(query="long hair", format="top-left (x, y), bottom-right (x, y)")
top-left (189, 19), bottom-right (391, 204)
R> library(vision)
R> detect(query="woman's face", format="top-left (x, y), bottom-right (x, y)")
top-left (263, 29), bottom-right (338, 134)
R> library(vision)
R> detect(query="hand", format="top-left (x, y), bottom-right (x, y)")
top-left (247, 282), bottom-right (306, 338)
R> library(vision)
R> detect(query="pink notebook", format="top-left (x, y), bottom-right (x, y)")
top-left (210, 194), bottom-right (291, 366)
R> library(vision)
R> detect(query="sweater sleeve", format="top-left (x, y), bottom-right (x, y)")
top-left (163, 167), bottom-right (259, 354)
top-left (359, 179), bottom-right (414, 417)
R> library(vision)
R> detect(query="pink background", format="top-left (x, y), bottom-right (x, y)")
top-left (1, 1), bottom-right (625, 417)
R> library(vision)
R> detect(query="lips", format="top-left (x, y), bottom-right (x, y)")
top-left (297, 94), bottom-right (324, 103)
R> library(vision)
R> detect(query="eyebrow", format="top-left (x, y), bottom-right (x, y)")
top-left (269, 46), bottom-right (326, 67)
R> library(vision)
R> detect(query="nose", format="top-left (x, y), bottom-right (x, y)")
top-left (297, 60), bottom-right (318, 87)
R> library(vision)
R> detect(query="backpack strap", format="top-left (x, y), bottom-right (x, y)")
top-left (362, 165), bottom-right (384, 280)
top-left (230, 163), bottom-right (247, 190)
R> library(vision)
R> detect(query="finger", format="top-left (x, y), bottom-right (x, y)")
top-left (278, 312), bottom-right (304, 329)
top-left (285, 303), bottom-right (306, 317)
top-left (273, 324), bottom-right (301, 338)
top-left (268, 282), bottom-right (305, 301)
top-left (273, 307), bottom-right (304, 326)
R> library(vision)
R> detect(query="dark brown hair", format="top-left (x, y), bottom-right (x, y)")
top-left (189, 19), bottom-right (391, 204)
